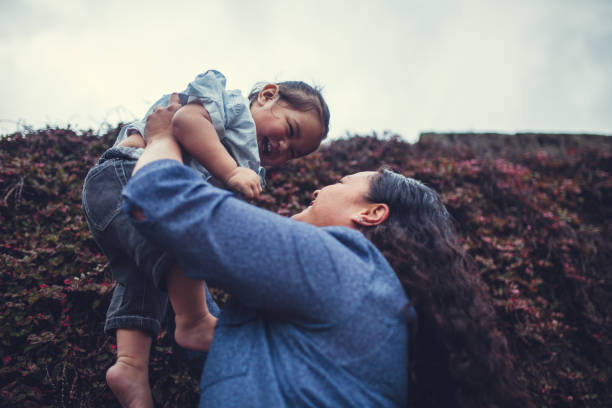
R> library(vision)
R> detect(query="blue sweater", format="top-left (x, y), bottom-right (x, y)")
top-left (122, 160), bottom-right (410, 407)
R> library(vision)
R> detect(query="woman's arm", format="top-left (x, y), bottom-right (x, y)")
top-left (126, 96), bottom-right (374, 322)
top-left (123, 160), bottom-right (373, 324)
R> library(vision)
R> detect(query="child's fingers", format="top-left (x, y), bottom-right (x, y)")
top-left (246, 188), bottom-right (257, 199)
top-left (227, 169), bottom-right (262, 198)
top-left (243, 183), bottom-right (258, 199)
top-left (238, 184), bottom-right (255, 199)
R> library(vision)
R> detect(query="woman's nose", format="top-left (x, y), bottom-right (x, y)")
top-left (312, 190), bottom-right (319, 199)
top-left (279, 139), bottom-right (289, 152)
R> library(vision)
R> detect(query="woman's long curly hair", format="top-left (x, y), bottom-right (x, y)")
top-left (362, 168), bottom-right (530, 408)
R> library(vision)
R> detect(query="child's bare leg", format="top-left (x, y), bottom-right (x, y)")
top-left (167, 263), bottom-right (217, 351)
top-left (117, 133), bottom-right (146, 148)
top-left (106, 329), bottom-right (153, 408)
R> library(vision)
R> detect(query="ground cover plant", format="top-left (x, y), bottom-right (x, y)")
top-left (1, 127), bottom-right (610, 407)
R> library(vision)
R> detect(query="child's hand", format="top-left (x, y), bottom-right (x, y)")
top-left (145, 93), bottom-right (182, 144)
top-left (224, 167), bottom-right (262, 199)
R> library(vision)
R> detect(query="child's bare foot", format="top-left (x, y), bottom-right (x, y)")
top-left (174, 313), bottom-right (217, 352)
top-left (106, 357), bottom-right (153, 408)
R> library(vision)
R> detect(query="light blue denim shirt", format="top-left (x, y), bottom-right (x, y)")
top-left (112, 70), bottom-right (265, 187)
top-left (123, 160), bottom-right (414, 407)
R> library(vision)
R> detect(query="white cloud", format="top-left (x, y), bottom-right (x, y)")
top-left (1, 0), bottom-right (611, 141)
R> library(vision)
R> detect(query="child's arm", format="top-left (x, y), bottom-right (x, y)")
top-left (172, 103), bottom-right (262, 199)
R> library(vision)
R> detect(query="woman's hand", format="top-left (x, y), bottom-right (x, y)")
top-left (145, 93), bottom-right (182, 144)
top-left (132, 93), bottom-right (184, 175)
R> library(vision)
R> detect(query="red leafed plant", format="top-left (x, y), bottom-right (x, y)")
top-left (1, 128), bottom-right (610, 407)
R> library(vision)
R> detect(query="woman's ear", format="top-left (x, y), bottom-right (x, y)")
top-left (257, 83), bottom-right (280, 105)
top-left (351, 203), bottom-right (389, 227)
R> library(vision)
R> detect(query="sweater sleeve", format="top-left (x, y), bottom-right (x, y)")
top-left (122, 160), bottom-right (378, 324)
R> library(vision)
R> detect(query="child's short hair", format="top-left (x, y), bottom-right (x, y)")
top-left (248, 81), bottom-right (330, 140)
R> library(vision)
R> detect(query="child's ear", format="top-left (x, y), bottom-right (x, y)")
top-left (257, 84), bottom-right (280, 105)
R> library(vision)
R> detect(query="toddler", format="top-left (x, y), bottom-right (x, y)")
top-left (82, 69), bottom-right (329, 408)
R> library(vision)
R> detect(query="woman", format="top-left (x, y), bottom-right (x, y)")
top-left (123, 95), bottom-right (529, 407)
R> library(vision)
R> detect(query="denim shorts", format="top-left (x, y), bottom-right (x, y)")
top-left (82, 153), bottom-right (172, 336)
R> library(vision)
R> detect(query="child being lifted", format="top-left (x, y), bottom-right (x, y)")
top-left (82, 69), bottom-right (329, 408)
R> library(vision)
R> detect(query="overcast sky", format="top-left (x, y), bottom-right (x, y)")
top-left (1, 0), bottom-right (611, 142)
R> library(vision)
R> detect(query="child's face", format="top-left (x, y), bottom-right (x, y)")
top-left (250, 89), bottom-right (323, 167)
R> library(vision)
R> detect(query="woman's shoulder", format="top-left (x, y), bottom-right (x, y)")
top-left (309, 227), bottom-right (410, 387)
top-left (320, 226), bottom-right (408, 306)
top-left (321, 226), bottom-right (389, 266)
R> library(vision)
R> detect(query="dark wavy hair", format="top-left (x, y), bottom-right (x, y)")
top-left (248, 81), bottom-right (330, 140)
top-left (362, 168), bottom-right (531, 408)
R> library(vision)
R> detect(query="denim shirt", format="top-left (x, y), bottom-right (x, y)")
top-left (111, 70), bottom-right (265, 187)
top-left (122, 160), bottom-right (413, 407)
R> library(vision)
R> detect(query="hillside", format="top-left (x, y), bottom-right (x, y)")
top-left (1, 127), bottom-right (611, 407)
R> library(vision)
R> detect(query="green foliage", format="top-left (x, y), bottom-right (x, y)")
top-left (1, 128), bottom-right (610, 407)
